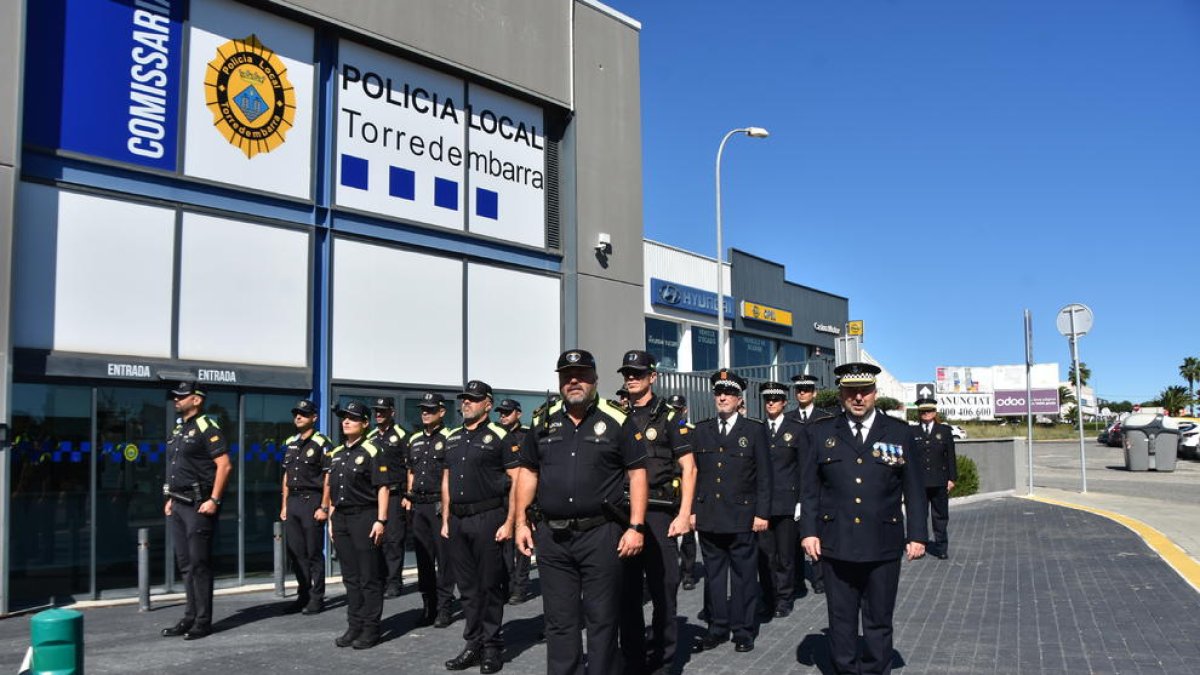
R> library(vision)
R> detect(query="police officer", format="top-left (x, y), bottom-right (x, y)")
top-left (790, 372), bottom-right (835, 595)
top-left (406, 392), bottom-right (456, 627)
top-left (616, 350), bottom-right (696, 675)
top-left (160, 382), bottom-right (232, 640)
top-left (440, 381), bottom-right (517, 673)
top-left (368, 397), bottom-right (409, 598)
top-left (690, 370), bottom-right (771, 654)
top-left (800, 363), bottom-right (928, 675)
top-left (667, 395), bottom-right (699, 592)
top-left (912, 397), bottom-right (956, 559)
top-left (327, 401), bottom-right (393, 650)
top-left (514, 349), bottom-right (648, 675)
top-left (757, 381), bottom-right (804, 618)
top-left (279, 399), bottom-right (333, 615)
top-left (495, 398), bottom-right (532, 605)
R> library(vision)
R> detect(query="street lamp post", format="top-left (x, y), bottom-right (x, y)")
top-left (715, 126), bottom-right (769, 369)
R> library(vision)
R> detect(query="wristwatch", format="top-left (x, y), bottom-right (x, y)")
top-left (320, 506), bottom-right (330, 514)
top-left (375, 518), bottom-right (388, 526)
top-left (628, 522), bottom-right (646, 534)
top-left (208, 497), bottom-right (222, 507)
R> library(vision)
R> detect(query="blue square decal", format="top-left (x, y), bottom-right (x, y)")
top-left (476, 188), bottom-right (499, 220)
top-left (340, 154), bottom-right (369, 190)
top-left (434, 177), bottom-right (459, 210)
top-left (390, 166), bottom-right (416, 200)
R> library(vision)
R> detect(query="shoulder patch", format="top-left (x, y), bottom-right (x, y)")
top-left (438, 427), bottom-right (453, 438)
top-left (196, 416), bottom-right (211, 432)
top-left (598, 399), bottom-right (628, 425)
top-left (361, 440), bottom-right (380, 458)
top-left (284, 434), bottom-right (298, 444)
top-left (487, 422), bottom-right (508, 439)
top-left (313, 433), bottom-right (330, 447)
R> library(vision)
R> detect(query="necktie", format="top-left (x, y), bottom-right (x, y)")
top-left (720, 419), bottom-right (728, 436)
top-left (854, 422), bottom-right (864, 447)
top-left (801, 411), bottom-right (808, 423)
top-left (770, 420), bottom-right (778, 436)
top-left (926, 424), bottom-right (932, 436)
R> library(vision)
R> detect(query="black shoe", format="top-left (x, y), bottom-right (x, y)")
top-left (774, 606), bottom-right (791, 618)
top-left (384, 584), bottom-right (402, 599)
top-left (734, 637), bottom-right (754, 653)
top-left (183, 626), bottom-right (212, 641)
top-left (507, 591), bottom-right (526, 605)
top-left (434, 608), bottom-right (454, 628)
top-left (335, 628), bottom-right (360, 648)
top-left (480, 650), bottom-right (503, 674)
top-left (283, 598), bottom-right (307, 614)
top-left (161, 620), bottom-right (192, 637)
top-left (692, 634), bottom-right (727, 653)
top-left (696, 608), bottom-right (710, 623)
top-left (681, 577), bottom-right (696, 591)
top-left (812, 582), bottom-right (825, 594)
top-left (935, 550), bottom-right (949, 560)
top-left (352, 634), bottom-right (379, 650)
top-left (302, 597), bottom-right (324, 615)
top-left (418, 601), bottom-right (437, 627)
top-left (445, 646), bottom-right (482, 670)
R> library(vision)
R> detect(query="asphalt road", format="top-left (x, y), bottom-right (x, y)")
top-left (1031, 439), bottom-right (1200, 506)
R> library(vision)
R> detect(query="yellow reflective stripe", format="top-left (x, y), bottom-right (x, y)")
top-left (487, 422), bottom-right (508, 439)
top-left (599, 399), bottom-right (628, 425)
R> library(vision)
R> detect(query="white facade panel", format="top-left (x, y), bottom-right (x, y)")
top-left (466, 264), bottom-right (559, 391)
top-left (332, 239), bottom-right (463, 386)
top-left (643, 240), bottom-right (729, 316)
top-left (178, 214), bottom-right (310, 366)
top-left (465, 85), bottom-right (546, 247)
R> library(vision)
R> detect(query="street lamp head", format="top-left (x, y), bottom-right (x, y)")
top-left (745, 127), bottom-right (770, 139)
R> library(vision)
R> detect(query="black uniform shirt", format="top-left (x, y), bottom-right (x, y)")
top-left (628, 395), bottom-right (692, 490)
top-left (282, 431), bottom-right (332, 492)
top-left (368, 423), bottom-right (409, 484)
top-left (166, 413), bottom-right (228, 489)
top-left (407, 426), bottom-right (450, 495)
top-left (518, 397), bottom-right (646, 519)
top-left (444, 422), bottom-right (518, 505)
top-left (328, 438), bottom-right (389, 508)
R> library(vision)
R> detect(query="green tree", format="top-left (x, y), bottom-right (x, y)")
top-left (1058, 386), bottom-right (1076, 406)
top-left (1108, 400), bottom-right (1134, 414)
top-left (1180, 357), bottom-right (1200, 415)
top-left (1156, 386), bottom-right (1191, 417)
top-left (876, 396), bottom-right (903, 412)
top-left (1067, 361), bottom-right (1091, 387)
top-left (814, 389), bottom-right (839, 410)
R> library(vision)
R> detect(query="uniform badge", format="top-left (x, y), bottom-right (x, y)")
top-left (355, 456), bottom-right (364, 465)
top-left (646, 428), bottom-right (658, 441)
top-left (379, 465), bottom-right (388, 472)
top-left (935, 432), bottom-right (943, 440)
top-left (210, 436), bottom-right (220, 443)
top-left (679, 427), bottom-right (689, 435)
top-left (738, 436), bottom-right (748, 448)
top-left (824, 437), bottom-right (836, 448)
top-left (872, 449), bottom-right (881, 457)
top-left (783, 432), bottom-right (793, 442)
top-left (306, 448), bottom-right (315, 457)
top-left (187, 429), bottom-right (196, 437)
top-left (389, 434), bottom-right (399, 443)
top-left (594, 421), bottom-right (607, 435)
top-left (435, 441), bottom-right (444, 451)
top-left (483, 434), bottom-right (494, 444)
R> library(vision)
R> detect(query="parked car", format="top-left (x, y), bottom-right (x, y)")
top-left (1106, 421), bottom-right (1124, 447)
top-left (1176, 418), bottom-right (1200, 460)
top-left (950, 425), bottom-right (967, 440)
top-left (1097, 428), bottom-right (1109, 444)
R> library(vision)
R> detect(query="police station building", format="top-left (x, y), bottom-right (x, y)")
top-left (0, 0), bottom-right (645, 612)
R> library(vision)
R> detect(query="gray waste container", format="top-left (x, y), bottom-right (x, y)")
top-left (1122, 413), bottom-right (1179, 472)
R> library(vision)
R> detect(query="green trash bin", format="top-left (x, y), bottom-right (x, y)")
top-left (30, 608), bottom-right (83, 675)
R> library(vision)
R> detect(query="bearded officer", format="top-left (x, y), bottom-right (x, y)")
top-left (405, 392), bottom-right (456, 627)
top-left (691, 370), bottom-right (771, 655)
top-left (368, 397), bottom-right (409, 598)
top-left (514, 349), bottom-right (647, 675)
top-left (800, 363), bottom-right (928, 675)
top-left (757, 381), bottom-right (804, 618)
top-left (790, 372), bottom-right (834, 595)
top-left (160, 381), bottom-right (232, 640)
top-left (912, 397), bottom-right (956, 559)
top-left (279, 399), bottom-right (333, 615)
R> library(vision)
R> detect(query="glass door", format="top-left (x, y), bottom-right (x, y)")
top-left (242, 393), bottom-right (302, 580)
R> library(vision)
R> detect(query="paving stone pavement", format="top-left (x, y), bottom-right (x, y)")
top-left (3, 496), bottom-right (1199, 674)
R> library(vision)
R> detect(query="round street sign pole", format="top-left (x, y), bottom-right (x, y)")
top-left (1057, 303), bottom-right (1094, 493)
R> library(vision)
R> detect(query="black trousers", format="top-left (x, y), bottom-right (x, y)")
top-left (412, 501), bottom-right (456, 610)
top-left (169, 501), bottom-right (217, 629)
top-left (757, 515), bottom-right (797, 610)
top-left (678, 531), bottom-right (697, 581)
top-left (925, 486), bottom-right (949, 551)
top-left (383, 492), bottom-right (408, 591)
top-left (620, 508), bottom-right (680, 673)
top-left (332, 508), bottom-right (385, 639)
top-left (284, 492), bottom-right (326, 601)
top-left (534, 521), bottom-right (624, 675)
top-left (822, 557), bottom-right (902, 675)
top-left (698, 530), bottom-right (758, 641)
top-left (502, 537), bottom-right (531, 597)
top-left (448, 507), bottom-right (507, 651)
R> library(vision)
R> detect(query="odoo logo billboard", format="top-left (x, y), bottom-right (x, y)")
top-left (994, 389), bottom-right (1060, 416)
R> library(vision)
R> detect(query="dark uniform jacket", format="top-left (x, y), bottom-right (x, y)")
top-left (911, 422), bottom-right (957, 487)
top-left (799, 413), bottom-right (928, 562)
top-left (165, 413), bottom-right (228, 491)
top-left (281, 431), bottom-right (332, 492)
top-left (628, 395), bottom-right (692, 503)
top-left (763, 414), bottom-right (805, 517)
top-left (368, 423), bottom-right (409, 485)
top-left (691, 415), bottom-right (772, 534)
top-left (518, 397), bottom-right (645, 520)
top-left (328, 438), bottom-right (392, 508)
top-left (406, 426), bottom-right (451, 498)
top-left (444, 422), bottom-right (516, 506)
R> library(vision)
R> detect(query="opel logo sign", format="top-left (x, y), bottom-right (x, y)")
top-left (659, 284), bottom-right (681, 305)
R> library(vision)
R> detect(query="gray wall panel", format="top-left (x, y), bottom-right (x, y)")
top-left (957, 438), bottom-right (1021, 495)
top-left (577, 275), bottom-right (643, 400)
top-left (0, 0), bottom-right (19, 166)
top-left (273, 0), bottom-right (571, 105)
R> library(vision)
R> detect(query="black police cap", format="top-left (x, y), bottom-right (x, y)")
top-left (618, 350), bottom-right (656, 374)
top-left (291, 399), bottom-right (318, 417)
top-left (495, 398), bottom-right (521, 413)
top-left (168, 381), bottom-right (206, 398)
top-left (667, 394), bottom-right (687, 409)
top-left (791, 373), bottom-right (819, 389)
top-left (337, 400), bottom-right (370, 421)
top-left (760, 381), bottom-right (788, 398)
top-left (916, 397), bottom-right (938, 411)
top-left (556, 349), bottom-right (597, 372)
top-left (418, 392), bottom-right (446, 409)
top-left (457, 380), bottom-right (493, 401)
top-left (371, 397), bottom-right (395, 410)
top-left (710, 369), bottom-right (747, 394)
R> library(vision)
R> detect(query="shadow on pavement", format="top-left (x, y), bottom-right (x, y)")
top-left (796, 631), bottom-right (907, 674)
top-left (501, 615), bottom-right (545, 661)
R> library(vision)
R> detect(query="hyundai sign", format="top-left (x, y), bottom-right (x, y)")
top-left (993, 389), bottom-right (1060, 416)
top-left (650, 278), bottom-right (734, 319)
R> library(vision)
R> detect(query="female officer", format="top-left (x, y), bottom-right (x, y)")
top-left (326, 400), bottom-right (394, 649)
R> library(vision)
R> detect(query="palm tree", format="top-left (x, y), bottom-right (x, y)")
top-left (1180, 357), bottom-right (1200, 415)
top-left (1058, 386), bottom-right (1076, 406)
top-left (1067, 362), bottom-right (1091, 387)
top-left (1157, 385), bottom-right (1191, 417)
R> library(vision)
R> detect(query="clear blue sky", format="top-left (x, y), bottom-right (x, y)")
top-left (604, 0), bottom-right (1200, 404)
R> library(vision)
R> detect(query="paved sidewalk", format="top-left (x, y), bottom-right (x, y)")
top-left (4, 495), bottom-right (1199, 674)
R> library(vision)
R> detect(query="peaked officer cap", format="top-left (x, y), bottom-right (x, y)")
top-left (834, 362), bottom-right (881, 388)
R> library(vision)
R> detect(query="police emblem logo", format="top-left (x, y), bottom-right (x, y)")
top-left (389, 434), bottom-right (399, 443)
top-left (306, 448), bottom-right (315, 457)
top-left (210, 436), bottom-right (220, 443)
top-left (123, 444), bottom-right (140, 462)
top-left (188, 429), bottom-right (196, 437)
top-left (935, 432), bottom-right (942, 440)
top-left (784, 432), bottom-right (793, 442)
top-left (567, 351), bottom-right (581, 363)
top-left (435, 441), bottom-right (444, 451)
top-left (824, 437), bottom-right (836, 448)
top-left (483, 434), bottom-right (494, 444)
top-left (204, 34), bottom-right (295, 158)
top-left (738, 436), bottom-right (748, 448)
top-left (355, 455), bottom-right (364, 465)
top-left (594, 421), bottom-right (607, 435)
top-left (646, 427), bottom-right (658, 441)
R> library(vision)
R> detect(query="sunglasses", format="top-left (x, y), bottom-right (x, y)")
top-left (763, 396), bottom-right (787, 403)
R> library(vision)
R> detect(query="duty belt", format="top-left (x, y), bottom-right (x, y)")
top-left (162, 482), bottom-right (208, 506)
top-left (450, 496), bottom-right (505, 517)
top-left (545, 514), bottom-right (608, 532)
top-left (289, 487), bottom-right (322, 495)
top-left (407, 492), bottom-right (441, 504)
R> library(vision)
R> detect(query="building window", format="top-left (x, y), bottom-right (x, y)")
top-left (732, 333), bottom-right (774, 368)
top-left (778, 342), bottom-right (808, 365)
top-left (645, 318), bottom-right (680, 372)
top-left (692, 327), bottom-right (718, 372)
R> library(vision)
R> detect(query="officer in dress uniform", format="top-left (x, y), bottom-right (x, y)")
top-left (757, 381), bottom-right (804, 618)
top-left (405, 392), bottom-right (456, 627)
top-left (367, 397), bottom-right (409, 598)
top-left (800, 363), bottom-right (929, 675)
top-left (327, 401), bottom-right (393, 650)
top-left (667, 395), bottom-right (699, 592)
top-left (616, 350), bottom-right (696, 675)
top-left (279, 399), bottom-right (333, 615)
top-left (790, 373), bottom-right (835, 595)
top-left (514, 349), bottom-right (648, 675)
top-left (440, 380), bottom-right (518, 673)
top-left (690, 370), bottom-right (772, 654)
top-left (160, 382), bottom-right (232, 640)
top-left (912, 397), bottom-right (957, 559)
top-left (495, 399), bottom-right (532, 605)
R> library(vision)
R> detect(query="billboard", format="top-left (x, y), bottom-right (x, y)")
top-left (937, 393), bottom-right (994, 421)
top-left (993, 389), bottom-right (1060, 416)
top-left (936, 366), bottom-right (992, 393)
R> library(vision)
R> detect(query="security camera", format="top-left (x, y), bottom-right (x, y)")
top-left (595, 232), bottom-right (612, 255)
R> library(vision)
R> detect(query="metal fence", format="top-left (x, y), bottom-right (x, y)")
top-left (655, 359), bottom-right (835, 421)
